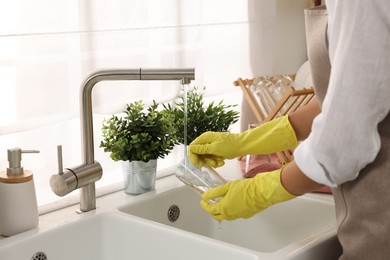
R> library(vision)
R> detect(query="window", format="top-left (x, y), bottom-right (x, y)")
top-left (0, 0), bottom-right (309, 211)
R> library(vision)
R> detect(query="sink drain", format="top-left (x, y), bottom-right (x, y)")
top-left (31, 252), bottom-right (47, 260)
top-left (167, 204), bottom-right (180, 222)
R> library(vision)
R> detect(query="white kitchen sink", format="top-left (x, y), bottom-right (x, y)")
top-left (0, 211), bottom-right (258, 260)
top-left (119, 185), bottom-right (342, 259)
top-left (0, 168), bottom-right (342, 260)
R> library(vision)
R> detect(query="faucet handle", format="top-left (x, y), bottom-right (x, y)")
top-left (57, 145), bottom-right (63, 175)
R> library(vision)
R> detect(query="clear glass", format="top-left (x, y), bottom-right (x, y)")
top-left (250, 74), bottom-right (296, 118)
top-left (250, 76), bottom-right (275, 116)
top-left (274, 75), bottom-right (295, 116)
top-left (175, 158), bottom-right (226, 203)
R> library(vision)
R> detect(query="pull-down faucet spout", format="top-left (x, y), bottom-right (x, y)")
top-left (50, 68), bottom-right (195, 212)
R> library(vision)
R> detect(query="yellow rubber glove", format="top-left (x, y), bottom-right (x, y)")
top-left (189, 115), bottom-right (297, 168)
top-left (200, 168), bottom-right (296, 221)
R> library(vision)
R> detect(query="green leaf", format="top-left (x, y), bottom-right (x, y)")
top-left (100, 99), bottom-right (179, 162)
top-left (163, 86), bottom-right (240, 143)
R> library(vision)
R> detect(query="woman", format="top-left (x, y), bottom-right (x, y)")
top-left (189, 1), bottom-right (390, 259)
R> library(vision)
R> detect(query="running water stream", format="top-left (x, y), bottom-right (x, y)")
top-left (178, 83), bottom-right (225, 232)
top-left (182, 83), bottom-right (189, 166)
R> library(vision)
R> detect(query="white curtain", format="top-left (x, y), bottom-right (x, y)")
top-left (0, 0), bottom-right (312, 207)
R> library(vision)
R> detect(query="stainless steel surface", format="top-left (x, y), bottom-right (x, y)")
top-left (57, 145), bottom-right (63, 176)
top-left (79, 183), bottom-right (96, 212)
top-left (50, 170), bottom-right (77, 197)
top-left (31, 251), bottom-right (47, 260)
top-left (167, 204), bottom-right (180, 222)
top-left (6, 148), bottom-right (39, 176)
top-left (50, 68), bottom-right (195, 212)
top-left (122, 160), bottom-right (157, 195)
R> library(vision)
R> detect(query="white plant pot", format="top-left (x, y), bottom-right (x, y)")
top-left (121, 160), bottom-right (157, 195)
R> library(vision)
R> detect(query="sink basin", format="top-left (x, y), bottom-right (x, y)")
top-left (0, 167), bottom-right (341, 260)
top-left (119, 185), bottom-right (342, 259)
top-left (0, 212), bottom-right (258, 260)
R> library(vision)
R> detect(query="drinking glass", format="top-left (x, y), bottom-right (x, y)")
top-left (175, 158), bottom-right (226, 203)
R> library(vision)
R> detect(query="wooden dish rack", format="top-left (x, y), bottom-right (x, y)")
top-left (234, 74), bottom-right (315, 164)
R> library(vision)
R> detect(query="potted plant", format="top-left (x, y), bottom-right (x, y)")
top-left (163, 86), bottom-right (240, 189)
top-left (100, 100), bottom-right (178, 195)
top-left (164, 86), bottom-right (240, 145)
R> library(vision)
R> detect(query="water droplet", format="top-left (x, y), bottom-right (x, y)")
top-left (217, 221), bottom-right (222, 232)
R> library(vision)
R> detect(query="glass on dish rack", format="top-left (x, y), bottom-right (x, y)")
top-left (274, 75), bottom-right (295, 116)
top-left (249, 74), bottom-right (296, 118)
top-left (249, 76), bottom-right (275, 117)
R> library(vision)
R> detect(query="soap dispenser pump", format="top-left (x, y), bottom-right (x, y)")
top-left (0, 148), bottom-right (39, 237)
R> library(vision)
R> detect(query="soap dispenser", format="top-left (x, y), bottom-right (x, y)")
top-left (0, 148), bottom-right (39, 237)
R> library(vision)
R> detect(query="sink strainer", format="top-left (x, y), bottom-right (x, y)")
top-left (31, 252), bottom-right (47, 260)
top-left (167, 204), bottom-right (180, 222)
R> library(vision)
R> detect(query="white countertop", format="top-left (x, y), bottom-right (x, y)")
top-left (0, 159), bottom-right (334, 241)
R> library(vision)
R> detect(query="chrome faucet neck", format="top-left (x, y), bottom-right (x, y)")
top-left (51, 68), bottom-right (195, 212)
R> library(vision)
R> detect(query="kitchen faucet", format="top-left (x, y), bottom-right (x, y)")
top-left (50, 68), bottom-right (195, 212)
